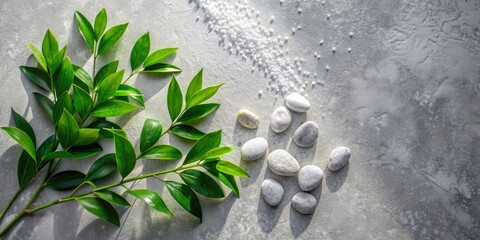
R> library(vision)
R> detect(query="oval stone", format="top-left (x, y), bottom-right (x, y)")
top-left (237, 109), bottom-right (259, 129)
top-left (293, 121), bottom-right (319, 147)
top-left (241, 137), bottom-right (268, 161)
top-left (327, 146), bottom-right (351, 171)
top-left (285, 93), bottom-right (311, 112)
top-left (267, 149), bottom-right (300, 176)
top-left (298, 165), bottom-right (324, 191)
top-left (261, 179), bottom-right (284, 207)
top-left (291, 192), bottom-right (317, 214)
top-left (270, 106), bottom-right (292, 133)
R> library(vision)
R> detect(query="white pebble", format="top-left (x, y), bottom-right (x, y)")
top-left (270, 16), bottom-right (275, 23)
top-left (349, 31), bottom-right (354, 37)
top-left (267, 149), bottom-right (300, 176)
top-left (298, 8), bottom-right (302, 14)
top-left (298, 165), bottom-right (324, 191)
top-left (319, 40), bottom-right (324, 45)
top-left (261, 179), bottom-right (284, 206)
top-left (293, 121), bottom-right (319, 147)
top-left (291, 192), bottom-right (317, 214)
top-left (285, 93), bottom-right (311, 112)
top-left (327, 147), bottom-right (351, 171)
top-left (348, 47), bottom-right (352, 53)
top-left (237, 109), bottom-right (260, 129)
top-left (241, 137), bottom-right (268, 161)
top-left (332, 46), bottom-right (336, 53)
top-left (270, 106), bottom-right (292, 133)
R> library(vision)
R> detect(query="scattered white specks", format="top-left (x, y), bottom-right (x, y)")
top-left (298, 8), bottom-right (302, 14)
top-left (319, 40), bottom-right (324, 45)
top-left (298, 25), bottom-right (302, 30)
top-left (326, 14), bottom-right (330, 19)
top-left (348, 47), bottom-right (352, 53)
top-left (326, 65), bottom-right (330, 71)
top-left (349, 31), bottom-right (354, 37)
top-left (332, 46), bottom-right (336, 53)
top-left (270, 16), bottom-right (275, 23)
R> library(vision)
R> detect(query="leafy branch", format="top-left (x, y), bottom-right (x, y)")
top-left (0, 9), bottom-right (247, 238)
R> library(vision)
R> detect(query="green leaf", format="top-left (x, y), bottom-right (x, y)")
top-left (113, 84), bottom-right (144, 106)
top-left (142, 63), bottom-right (181, 73)
top-left (91, 100), bottom-right (141, 117)
top-left (139, 145), bottom-right (182, 160)
top-left (126, 189), bottom-right (172, 216)
top-left (17, 151), bottom-right (37, 188)
top-left (73, 65), bottom-right (94, 89)
top-left (186, 84), bottom-right (222, 109)
top-left (95, 190), bottom-right (130, 206)
top-left (143, 48), bottom-right (178, 68)
top-left (20, 66), bottom-right (51, 91)
top-left (97, 23), bottom-right (128, 55)
top-left (11, 108), bottom-right (36, 146)
top-left (179, 169), bottom-right (224, 198)
top-left (76, 197), bottom-right (120, 226)
top-left (57, 109), bottom-right (79, 148)
top-left (170, 124), bottom-right (205, 141)
top-left (94, 8), bottom-right (107, 40)
top-left (94, 60), bottom-right (118, 87)
top-left (203, 162), bottom-right (239, 197)
top-left (33, 93), bottom-right (54, 123)
top-left (73, 86), bottom-right (93, 119)
top-left (88, 120), bottom-right (124, 138)
top-left (178, 103), bottom-right (219, 123)
top-left (54, 57), bottom-right (74, 95)
top-left (185, 69), bottom-right (203, 103)
top-left (130, 32), bottom-right (150, 71)
top-left (96, 70), bottom-right (124, 103)
top-left (42, 144), bottom-right (102, 161)
top-left (27, 43), bottom-right (48, 71)
top-left (85, 153), bottom-right (116, 181)
top-left (203, 146), bottom-right (234, 160)
top-left (36, 135), bottom-right (59, 167)
top-left (112, 132), bottom-right (136, 178)
top-left (183, 130), bottom-right (221, 165)
top-left (74, 128), bottom-right (99, 146)
top-left (1, 127), bottom-right (36, 161)
top-left (165, 181), bottom-right (202, 221)
top-left (167, 76), bottom-right (182, 121)
top-left (74, 11), bottom-right (95, 51)
top-left (42, 29), bottom-right (59, 67)
top-left (50, 47), bottom-right (66, 75)
top-left (139, 118), bottom-right (162, 152)
top-left (215, 160), bottom-right (249, 177)
top-left (53, 91), bottom-right (73, 125)
top-left (45, 170), bottom-right (85, 191)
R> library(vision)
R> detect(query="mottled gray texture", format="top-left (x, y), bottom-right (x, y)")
top-left (285, 93), bottom-right (311, 112)
top-left (269, 106), bottom-right (292, 133)
top-left (327, 146), bottom-right (351, 171)
top-left (267, 149), bottom-right (301, 176)
top-left (298, 165), bottom-right (324, 191)
top-left (0, 0), bottom-right (479, 239)
top-left (291, 192), bottom-right (317, 215)
top-left (293, 121), bottom-right (319, 148)
top-left (237, 109), bottom-right (259, 129)
top-left (260, 179), bottom-right (284, 207)
top-left (241, 137), bottom-right (268, 161)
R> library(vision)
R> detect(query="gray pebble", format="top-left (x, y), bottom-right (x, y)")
top-left (285, 93), bottom-right (311, 112)
top-left (291, 192), bottom-right (317, 214)
top-left (267, 149), bottom-right (300, 176)
top-left (298, 165), bottom-right (324, 191)
top-left (270, 106), bottom-right (292, 133)
top-left (293, 121), bottom-right (319, 147)
top-left (261, 179), bottom-right (284, 206)
top-left (241, 137), bottom-right (268, 161)
top-left (237, 109), bottom-right (259, 129)
top-left (327, 146), bottom-right (351, 171)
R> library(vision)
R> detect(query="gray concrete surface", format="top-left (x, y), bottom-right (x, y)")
top-left (1, 0), bottom-right (479, 239)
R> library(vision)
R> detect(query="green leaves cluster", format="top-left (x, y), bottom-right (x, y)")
top-left (0, 8), bottom-right (249, 233)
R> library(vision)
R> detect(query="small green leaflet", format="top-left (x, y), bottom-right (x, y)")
top-left (126, 189), bottom-right (172, 216)
top-left (76, 197), bottom-right (120, 226)
top-left (165, 181), bottom-right (202, 221)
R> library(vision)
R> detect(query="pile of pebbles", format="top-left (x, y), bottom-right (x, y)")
top-left (237, 93), bottom-right (350, 215)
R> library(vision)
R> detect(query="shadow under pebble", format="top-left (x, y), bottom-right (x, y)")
top-left (232, 121), bottom-right (258, 147)
top-left (325, 162), bottom-right (349, 193)
top-left (289, 185), bottom-right (322, 238)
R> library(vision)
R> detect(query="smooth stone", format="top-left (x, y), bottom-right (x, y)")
top-left (291, 192), bottom-right (317, 214)
top-left (267, 149), bottom-right (300, 176)
top-left (327, 146), bottom-right (351, 171)
top-left (241, 137), bottom-right (268, 161)
top-left (298, 165), bottom-right (324, 191)
top-left (270, 106), bottom-right (292, 133)
top-left (293, 121), bottom-right (319, 147)
top-left (237, 109), bottom-right (259, 129)
top-left (261, 179), bottom-right (285, 207)
top-left (285, 93), bottom-right (311, 112)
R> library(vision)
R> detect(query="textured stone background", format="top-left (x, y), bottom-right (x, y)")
top-left (0, 0), bottom-right (479, 239)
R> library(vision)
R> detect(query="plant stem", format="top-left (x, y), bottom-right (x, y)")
top-left (0, 188), bottom-right (23, 223)
top-left (122, 68), bottom-right (143, 84)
